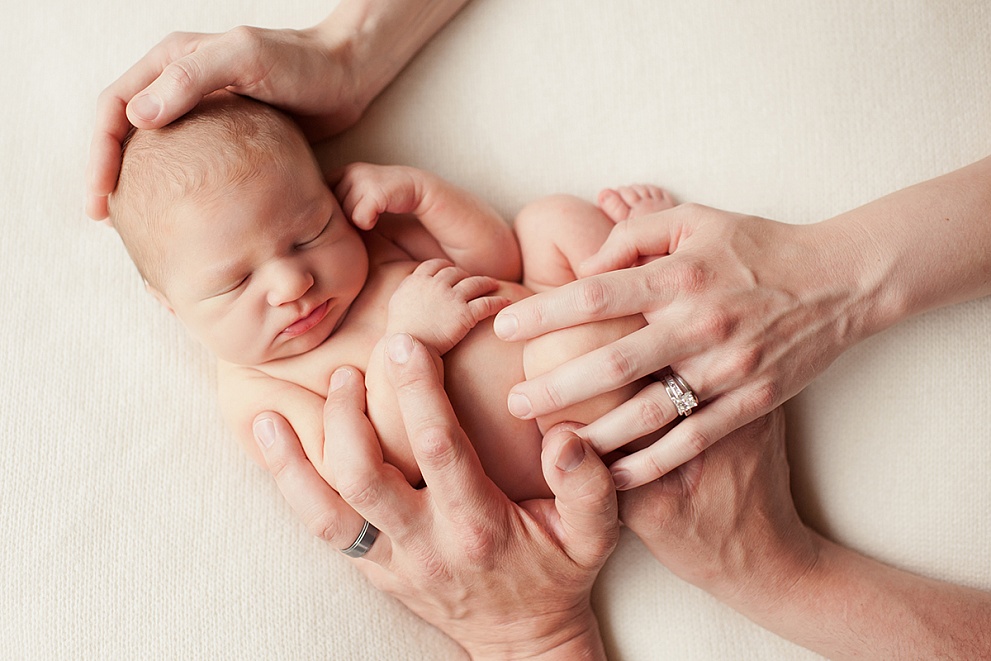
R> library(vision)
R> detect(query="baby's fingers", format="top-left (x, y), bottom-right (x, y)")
top-left (452, 274), bottom-right (501, 299)
top-left (467, 296), bottom-right (513, 324)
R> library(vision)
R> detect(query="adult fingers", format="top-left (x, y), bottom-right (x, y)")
top-left (87, 31), bottom-right (207, 219)
top-left (505, 322), bottom-right (684, 420)
top-left (492, 264), bottom-right (675, 342)
top-left (578, 211), bottom-right (680, 276)
top-left (322, 367), bottom-right (419, 543)
top-left (124, 31), bottom-right (263, 129)
top-left (384, 333), bottom-right (499, 522)
top-left (608, 390), bottom-right (763, 490)
top-left (539, 428), bottom-right (619, 569)
top-left (578, 380), bottom-right (679, 454)
top-left (251, 410), bottom-right (370, 551)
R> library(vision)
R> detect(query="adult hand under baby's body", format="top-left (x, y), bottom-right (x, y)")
top-left (494, 204), bottom-right (879, 489)
top-left (254, 334), bottom-right (617, 660)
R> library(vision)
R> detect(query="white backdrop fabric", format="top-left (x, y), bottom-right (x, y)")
top-left (2, 1), bottom-right (989, 658)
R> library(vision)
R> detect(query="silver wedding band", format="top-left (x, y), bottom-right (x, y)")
top-left (340, 519), bottom-right (379, 558)
top-left (662, 371), bottom-right (699, 417)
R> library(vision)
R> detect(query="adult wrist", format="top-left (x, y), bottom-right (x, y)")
top-left (313, 1), bottom-right (469, 118)
top-left (466, 607), bottom-right (606, 661)
top-left (704, 522), bottom-right (823, 624)
top-left (799, 216), bottom-right (899, 350)
top-left (306, 18), bottom-right (367, 120)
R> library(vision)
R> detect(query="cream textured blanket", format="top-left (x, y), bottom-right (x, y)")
top-left (3, 1), bottom-right (989, 658)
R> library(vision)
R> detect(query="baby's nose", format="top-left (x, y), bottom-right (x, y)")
top-left (266, 266), bottom-right (314, 307)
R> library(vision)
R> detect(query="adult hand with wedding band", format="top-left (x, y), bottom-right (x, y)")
top-left (494, 203), bottom-right (867, 490)
top-left (254, 333), bottom-right (618, 660)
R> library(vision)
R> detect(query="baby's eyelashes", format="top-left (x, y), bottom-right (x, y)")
top-left (295, 218), bottom-right (331, 249)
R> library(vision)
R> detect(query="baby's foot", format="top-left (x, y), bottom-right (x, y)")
top-left (597, 184), bottom-right (675, 223)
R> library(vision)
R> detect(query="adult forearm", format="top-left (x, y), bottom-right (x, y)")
top-left (318, 0), bottom-right (470, 111)
top-left (724, 533), bottom-right (991, 659)
top-left (820, 155), bottom-right (991, 343)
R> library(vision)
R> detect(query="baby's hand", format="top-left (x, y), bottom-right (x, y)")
top-left (333, 162), bottom-right (423, 230)
top-left (388, 259), bottom-right (511, 355)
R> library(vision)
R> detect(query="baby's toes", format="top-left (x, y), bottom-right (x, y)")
top-left (597, 188), bottom-right (633, 223)
top-left (618, 184), bottom-right (676, 218)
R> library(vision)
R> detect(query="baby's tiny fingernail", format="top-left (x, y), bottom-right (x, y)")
top-left (131, 93), bottom-right (161, 122)
top-left (493, 313), bottom-right (518, 339)
top-left (387, 333), bottom-right (413, 364)
top-left (253, 418), bottom-right (277, 449)
top-left (330, 367), bottom-right (351, 392)
top-left (507, 393), bottom-right (532, 418)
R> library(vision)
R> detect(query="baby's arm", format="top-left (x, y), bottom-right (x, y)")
top-left (334, 163), bottom-right (522, 281)
top-left (364, 259), bottom-right (511, 484)
top-left (217, 362), bottom-right (333, 483)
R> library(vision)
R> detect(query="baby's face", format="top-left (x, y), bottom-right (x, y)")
top-left (154, 154), bottom-right (368, 365)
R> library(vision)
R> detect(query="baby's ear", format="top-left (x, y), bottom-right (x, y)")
top-left (145, 282), bottom-right (175, 316)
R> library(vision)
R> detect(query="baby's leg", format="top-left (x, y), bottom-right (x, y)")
top-left (514, 185), bottom-right (674, 291)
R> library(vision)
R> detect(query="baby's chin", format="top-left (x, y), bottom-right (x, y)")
top-left (211, 331), bottom-right (326, 367)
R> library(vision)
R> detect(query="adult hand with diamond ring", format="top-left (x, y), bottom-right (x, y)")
top-left (254, 333), bottom-right (618, 661)
top-left (493, 156), bottom-right (991, 490)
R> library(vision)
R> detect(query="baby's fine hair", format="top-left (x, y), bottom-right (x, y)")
top-left (108, 92), bottom-right (308, 288)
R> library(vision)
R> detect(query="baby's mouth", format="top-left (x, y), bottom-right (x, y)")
top-left (281, 300), bottom-right (330, 338)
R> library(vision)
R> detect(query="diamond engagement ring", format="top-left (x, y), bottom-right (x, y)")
top-left (662, 371), bottom-right (699, 416)
top-left (340, 519), bottom-right (379, 558)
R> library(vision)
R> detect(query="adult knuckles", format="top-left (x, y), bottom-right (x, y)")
top-left (303, 507), bottom-right (345, 544)
top-left (412, 422), bottom-right (462, 468)
top-left (571, 278), bottom-right (610, 317)
top-left (727, 344), bottom-right (763, 379)
top-left (746, 380), bottom-right (781, 414)
top-left (530, 378), bottom-right (566, 414)
top-left (674, 427), bottom-right (712, 467)
top-left (669, 258), bottom-right (710, 295)
top-left (457, 520), bottom-right (500, 565)
top-left (161, 58), bottom-right (201, 96)
top-left (224, 25), bottom-right (266, 54)
top-left (600, 344), bottom-right (638, 386)
top-left (336, 472), bottom-right (385, 510)
top-left (636, 395), bottom-right (670, 432)
top-left (693, 308), bottom-right (734, 343)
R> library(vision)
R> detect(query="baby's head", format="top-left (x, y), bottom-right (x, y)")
top-left (110, 92), bottom-right (368, 365)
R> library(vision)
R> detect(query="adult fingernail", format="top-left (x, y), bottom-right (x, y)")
top-left (330, 367), bottom-right (351, 392)
top-left (253, 417), bottom-right (277, 449)
top-left (131, 93), bottom-right (161, 121)
top-left (555, 436), bottom-right (586, 472)
top-left (507, 392), bottom-right (532, 418)
top-left (611, 469), bottom-right (632, 490)
top-left (387, 333), bottom-right (413, 364)
top-left (493, 313), bottom-right (518, 339)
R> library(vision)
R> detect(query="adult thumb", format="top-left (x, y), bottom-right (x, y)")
top-left (540, 427), bottom-right (619, 569)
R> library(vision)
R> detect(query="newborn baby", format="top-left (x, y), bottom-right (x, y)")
top-left (109, 92), bottom-right (673, 500)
